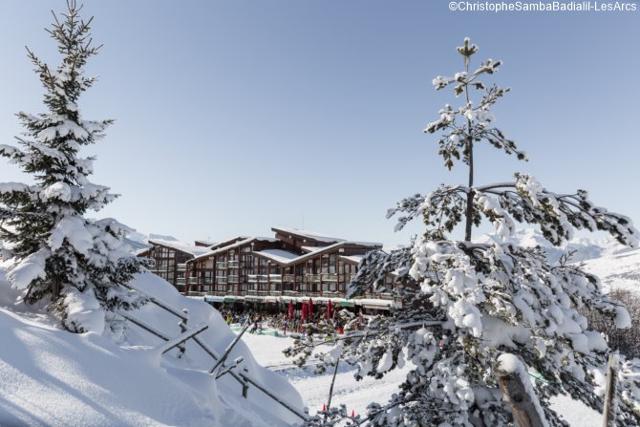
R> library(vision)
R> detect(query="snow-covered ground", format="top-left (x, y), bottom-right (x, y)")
top-left (583, 247), bottom-right (640, 293)
top-left (240, 330), bottom-right (602, 426)
top-left (0, 269), bottom-right (303, 427)
top-left (0, 228), bottom-right (637, 426)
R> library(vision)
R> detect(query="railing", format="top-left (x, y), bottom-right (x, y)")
top-left (177, 263), bottom-right (187, 271)
top-left (321, 273), bottom-right (338, 282)
top-left (321, 291), bottom-right (342, 298)
top-left (247, 274), bottom-right (282, 283)
top-left (119, 283), bottom-right (308, 422)
top-left (305, 274), bottom-right (321, 283)
top-left (216, 262), bottom-right (227, 269)
top-left (246, 289), bottom-right (278, 296)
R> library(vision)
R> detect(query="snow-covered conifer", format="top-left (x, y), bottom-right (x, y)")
top-left (288, 38), bottom-right (640, 426)
top-left (0, 1), bottom-right (145, 332)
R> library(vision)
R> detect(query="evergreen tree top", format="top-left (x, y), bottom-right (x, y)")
top-left (0, 1), bottom-right (145, 333)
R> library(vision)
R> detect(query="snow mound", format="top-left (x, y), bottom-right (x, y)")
top-left (0, 270), bottom-right (303, 426)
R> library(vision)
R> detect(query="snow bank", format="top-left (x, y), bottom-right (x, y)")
top-left (0, 270), bottom-right (304, 426)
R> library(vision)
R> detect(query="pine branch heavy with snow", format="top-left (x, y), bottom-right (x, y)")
top-left (0, 1), bottom-right (145, 333)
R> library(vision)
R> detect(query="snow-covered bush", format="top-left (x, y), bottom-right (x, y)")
top-left (288, 38), bottom-right (640, 426)
top-left (0, 1), bottom-right (145, 332)
top-left (586, 289), bottom-right (640, 359)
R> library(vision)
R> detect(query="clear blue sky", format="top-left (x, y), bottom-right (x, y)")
top-left (0, 1), bottom-right (638, 246)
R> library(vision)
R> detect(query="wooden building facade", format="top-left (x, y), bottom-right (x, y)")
top-left (184, 227), bottom-right (389, 301)
top-left (137, 239), bottom-right (211, 291)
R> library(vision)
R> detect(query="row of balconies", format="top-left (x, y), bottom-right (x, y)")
top-left (183, 288), bottom-right (393, 300)
top-left (187, 273), bottom-right (351, 285)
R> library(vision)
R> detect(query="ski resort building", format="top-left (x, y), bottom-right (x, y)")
top-left (182, 227), bottom-right (395, 311)
top-left (137, 239), bottom-right (212, 290)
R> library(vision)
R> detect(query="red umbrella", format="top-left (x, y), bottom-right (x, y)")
top-left (308, 298), bottom-right (314, 318)
top-left (326, 300), bottom-right (334, 320)
top-left (287, 301), bottom-right (294, 320)
top-left (301, 302), bottom-right (308, 321)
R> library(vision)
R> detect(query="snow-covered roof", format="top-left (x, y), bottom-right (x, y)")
top-left (207, 236), bottom-right (251, 251)
top-left (339, 255), bottom-right (365, 265)
top-left (190, 236), bottom-right (278, 262)
top-left (252, 241), bottom-right (379, 266)
top-left (134, 247), bottom-right (151, 256)
top-left (271, 226), bottom-right (345, 244)
top-left (254, 249), bottom-right (301, 264)
top-left (147, 239), bottom-right (209, 257)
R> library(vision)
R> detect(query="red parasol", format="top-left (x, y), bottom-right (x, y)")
top-left (301, 302), bottom-right (308, 321)
top-left (326, 300), bottom-right (334, 320)
top-left (308, 298), bottom-right (314, 318)
top-left (287, 301), bottom-right (294, 320)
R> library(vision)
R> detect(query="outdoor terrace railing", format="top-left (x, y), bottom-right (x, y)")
top-left (247, 274), bottom-right (283, 283)
top-left (282, 274), bottom-right (295, 283)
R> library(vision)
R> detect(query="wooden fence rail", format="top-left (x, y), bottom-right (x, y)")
top-left (120, 284), bottom-right (309, 422)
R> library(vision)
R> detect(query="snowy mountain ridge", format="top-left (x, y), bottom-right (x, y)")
top-left (479, 228), bottom-right (640, 293)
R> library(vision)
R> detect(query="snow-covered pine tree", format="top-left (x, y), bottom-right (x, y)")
top-left (288, 38), bottom-right (640, 426)
top-left (0, 1), bottom-right (145, 333)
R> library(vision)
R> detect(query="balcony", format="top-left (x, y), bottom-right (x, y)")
top-left (216, 262), bottom-right (227, 269)
top-left (176, 263), bottom-right (187, 271)
top-left (246, 289), bottom-right (278, 296)
top-left (321, 273), bottom-right (338, 282)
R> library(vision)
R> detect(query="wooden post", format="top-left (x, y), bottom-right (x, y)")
top-left (237, 370), bottom-right (308, 421)
top-left (158, 323), bottom-right (208, 355)
top-left (326, 355), bottom-right (340, 409)
top-left (602, 354), bottom-right (618, 427)
top-left (209, 323), bottom-right (250, 374)
top-left (496, 355), bottom-right (546, 427)
top-left (177, 308), bottom-right (189, 359)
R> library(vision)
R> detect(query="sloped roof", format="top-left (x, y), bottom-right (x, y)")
top-left (254, 249), bottom-right (301, 264)
top-left (147, 239), bottom-right (210, 257)
top-left (339, 254), bottom-right (365, 265)
top-left (190, 236), bottom-right (278, 262)
top-left (271, 226), bottom-right (345, 244)
top-left (252, 241), bottom-right (380, 267)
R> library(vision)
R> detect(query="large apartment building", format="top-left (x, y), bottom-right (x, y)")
top-left (138, 227), bottom-right (394, 311)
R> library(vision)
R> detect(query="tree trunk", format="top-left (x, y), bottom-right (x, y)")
top-left (602, 354), bottom-right (618, 427)
top-left (497, 371), bottom-right (546, 427)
